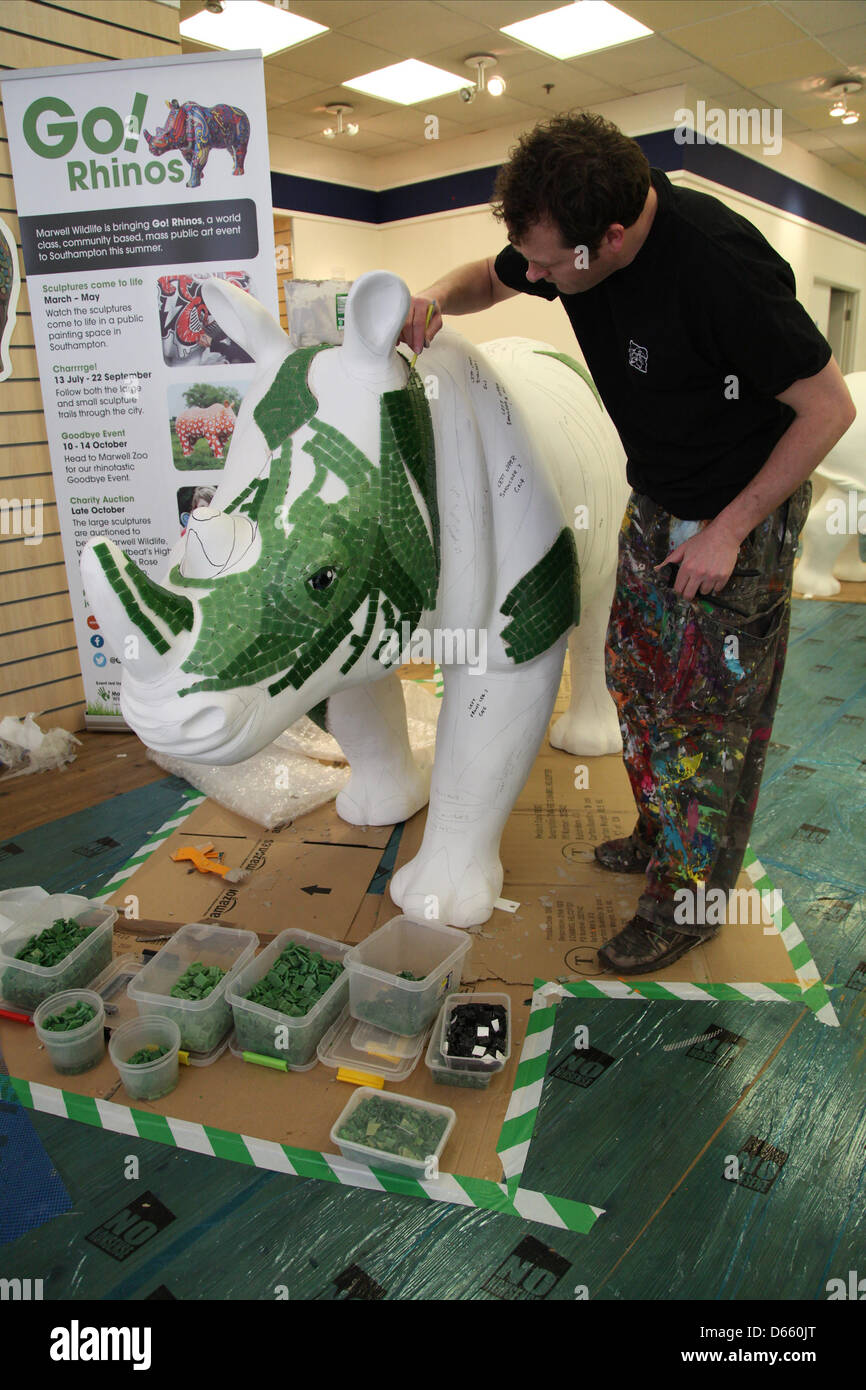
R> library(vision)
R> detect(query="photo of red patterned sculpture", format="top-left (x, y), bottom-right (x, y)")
top-left (144, 98), bottom-right (250, 188)
top-left (175, 400), bottom-right (236, 459)
top-left (158, 270), bottom-right (253, 367)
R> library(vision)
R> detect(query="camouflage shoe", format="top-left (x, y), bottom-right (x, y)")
top-left (594, 833), bottom-right (652, 873)
top-left (598, 915), bottom-right (715, 975)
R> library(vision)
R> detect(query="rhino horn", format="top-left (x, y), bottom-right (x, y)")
top-left (81, 538), bottom-right (193, 681)
top-left (181, 507), bottom-right (256, 578)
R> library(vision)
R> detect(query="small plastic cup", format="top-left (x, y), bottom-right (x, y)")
top-left (109, 1016), bottom-right (181, 1102)
top-left (33, 989), bottom-right (106, 1076)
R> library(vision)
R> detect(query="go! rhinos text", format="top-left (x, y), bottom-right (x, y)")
top-left (22, 92), bottom-right (184, 191)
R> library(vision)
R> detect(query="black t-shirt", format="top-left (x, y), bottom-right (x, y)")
top-left (493, 169), bottom-right (831, 518)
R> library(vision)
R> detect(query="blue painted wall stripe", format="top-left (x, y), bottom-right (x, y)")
top-left (271, 129), bottom-right (866, 245)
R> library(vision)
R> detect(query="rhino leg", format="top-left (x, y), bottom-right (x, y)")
top-left (327, 674), bottom-right (430, 827)
top-left (550, 574), bottom-right (622, 757)
top-left (390, 643), bottom-right (566, 929)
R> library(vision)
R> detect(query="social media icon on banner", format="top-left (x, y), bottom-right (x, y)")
top-left (94, 653), bottom-right (107, 667)
top-left (87, 615), bottom-right (100, 630)
top-left (90, 634), bottom-right (104, 648)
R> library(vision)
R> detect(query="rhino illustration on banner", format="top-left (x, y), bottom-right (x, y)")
top-left (144, 99), bottom-right (250, 188)
top-left (82, 273), bottom-right (629, 928)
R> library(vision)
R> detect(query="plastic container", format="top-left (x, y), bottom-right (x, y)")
top-left (425, 992), bottom-right (511, 1089)
top-left (330, 1086), bottom-right (456, 1178)
top-left (0, 903), bottom-right (116, 1013)
top-left (109, 1016), bottom-right (181, 1102)
top-left (227, 929), bottom-right (350, 1070)
top-left (344, 917), bottom-right (471, 1037)
top-left (127, 922), bottom-right (257, 1054)
top-left (317, 1006), bottom-right (429, 1082)
top-left (33, 989), bottom-right (106, 1076)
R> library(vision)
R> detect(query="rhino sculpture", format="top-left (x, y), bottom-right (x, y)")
top-left (144, 99), bottom-right (250, 189)
top-left (175, 401), bottom-right (236, 459)
top-left (82, 273), bottom-right (629, 928)
top-left (793, 370), bottom-right (866, 596)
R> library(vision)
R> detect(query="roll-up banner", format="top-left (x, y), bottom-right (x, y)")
top-left (2, 50), bottom-right (278, 725)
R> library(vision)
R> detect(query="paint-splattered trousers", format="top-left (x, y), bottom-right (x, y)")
top-left (604, 482), bottom-right (811, 938)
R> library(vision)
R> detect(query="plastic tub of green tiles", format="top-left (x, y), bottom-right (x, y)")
top-left (344, 917), bottom-right (471, 1037)
top-left (109, 1016), bottom-right (181, 1102)
top-left (33, 989), bottom-right (106, 1076)
top-left (127, 922), bottom-right (257, 1054)
top-left (0, 904), bottom-right (117, 1013)
top-left (227, 929), bottom-right (350, 1069)
top-left (330, 1086), bottom-right (456, 1179)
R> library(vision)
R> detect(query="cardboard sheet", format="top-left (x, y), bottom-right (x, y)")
top-left (0, 687), bottom-right (806, 1192)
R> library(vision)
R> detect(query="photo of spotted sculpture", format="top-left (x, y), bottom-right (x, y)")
top-left (144, 98), bottom-right (250, 189)
top-left (82, 272), bottom-right (629, 928)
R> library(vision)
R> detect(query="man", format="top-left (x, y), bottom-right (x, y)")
top-left (399, 111), bottom-right (855, 975)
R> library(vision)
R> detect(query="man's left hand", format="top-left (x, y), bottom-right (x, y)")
top-left (655, 521), bottom-right (742, 599)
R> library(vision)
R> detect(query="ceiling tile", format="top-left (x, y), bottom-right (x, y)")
top-left (818, 23), bottom-right (866, 66)
top-left (264, 65), bottom-right (330, 106)
top-left (303, 125), bottom-right (404, 151)
top-left (422, 36), bottom-right (553, 79)
top-left (422, 89), bottom-right (551, 126)
top-left (268, 108), bottom-right (340, 138)
top-left (568, 33), bottom-right (712, 84)
top-left (436, 1), bottom-right (573, 26)
top-left (498, 60), bottom-right (632, 106)
top-left (667, 6), bottom-right (814, 61)
top-left (788, 129), bottom-right (839, 149)
top-left (775, 2), bottom-right (866, 38)
top-left (340, 2), bottom-right (492, 58)
top-left (614, 1), bottom-right (755, 30)
top-left (626, 62), bottom-right (740, 96)
top-left (291, 0), bottom-right (403, 25)
top-left (266, 31), bottom-right (401, 77)
top-left (360, 106), bottom-right (467, 140)
top-left (724, 40), bottom-right (844, 86)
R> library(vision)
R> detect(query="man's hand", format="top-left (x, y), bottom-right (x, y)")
top-left (655, 519), bottom-right (741, 599)
top-left (399, 295), bottom-right (443, 355)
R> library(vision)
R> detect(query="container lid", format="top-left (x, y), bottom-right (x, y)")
top-left (317, 1007), bottom-right (429, 1081)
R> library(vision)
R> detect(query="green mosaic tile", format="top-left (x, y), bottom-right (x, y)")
top-left (252, 345), bottom-right (325, 450)
top-left (500, 527), bottom-right (580, 664)
top-left (533, 350), bottom-right (603, 409)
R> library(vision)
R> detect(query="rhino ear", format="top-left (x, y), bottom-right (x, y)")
top-left (342, 271), bottom-right (410, 376)
top-left (199, 276), bottom-right (288, 367)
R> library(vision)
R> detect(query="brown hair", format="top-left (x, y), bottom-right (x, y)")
top-left (492, 111), bottom-right (650, 255)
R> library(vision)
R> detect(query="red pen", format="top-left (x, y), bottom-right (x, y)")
top-left (0, 1007), bottom-right (33, 1025)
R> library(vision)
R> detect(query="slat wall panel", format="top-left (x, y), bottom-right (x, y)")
top-left (0, 444), bottom-right (53, 476)
top-left (2, 618), bottom-right (76, 663)
top-left (0, 1), bottom-right (181, 732)
top-left (0, 589), bottom-right (74, 635)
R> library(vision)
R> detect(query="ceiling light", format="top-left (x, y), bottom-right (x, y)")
top-left (344, 59), bottom-right (466, 105)
top-left (841, 109), bottom-right (860, 124)
top-left (829, 98), bottom-right (848, 117)
top-left (487, 75), bottom-right (506, 97)
top-left (322, 104), bottom-right (359, 139)
top-left (180, 0), bottom-right (328, 58)
top-left (501, 1), bottom-right (652, 60)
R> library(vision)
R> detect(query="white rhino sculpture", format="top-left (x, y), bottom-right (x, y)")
top-left (81, 272), bottom-right (629, 928)
top-left (794, 370), bottom-right (866, 597)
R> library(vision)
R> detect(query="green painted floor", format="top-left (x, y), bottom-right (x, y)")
top-left (1, 597), bottom-right (864, 1302)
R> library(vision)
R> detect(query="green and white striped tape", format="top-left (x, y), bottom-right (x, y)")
top-left (3, 797), bottom-right (833, 1233)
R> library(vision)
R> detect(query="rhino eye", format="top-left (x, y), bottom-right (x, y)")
top-left (308, 566), bottom-right (337, 592)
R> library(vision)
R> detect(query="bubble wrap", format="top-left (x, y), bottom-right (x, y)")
top-left (147, 681), bottom-right (441, 830)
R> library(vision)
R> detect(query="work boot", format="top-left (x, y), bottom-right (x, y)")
top-left (598, 914), bottom-right (718, 976)
top-left (594, 831), bottom-right (652, 874)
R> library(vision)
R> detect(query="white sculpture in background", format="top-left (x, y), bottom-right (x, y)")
top-left (81, 272), bottom-right (628, 929)
top-left (794, 370), bottom-right (866, 597)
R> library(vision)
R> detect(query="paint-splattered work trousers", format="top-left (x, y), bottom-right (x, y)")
top-left (604, 483), bottom-right (811, 938)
